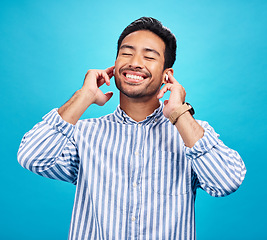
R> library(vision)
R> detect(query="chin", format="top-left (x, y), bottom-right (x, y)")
top-left (120, 88), bottom-right (145, 98)
top-left (115, 77), bottom-right (160, 99)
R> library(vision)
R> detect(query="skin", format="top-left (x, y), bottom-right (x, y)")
top-left (58, 30), bottom-right (204, 147)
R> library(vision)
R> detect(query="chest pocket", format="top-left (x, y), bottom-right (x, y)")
top-left (152, 151), bottom-right (190, 196)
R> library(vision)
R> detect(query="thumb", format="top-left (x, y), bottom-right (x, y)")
top-left (104, 91), bottom-right (113, 103)
top-left (95, 91), bottom-right (113, 106)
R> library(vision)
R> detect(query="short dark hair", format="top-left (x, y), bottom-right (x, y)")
top-left (117, 17), bottom-right (177, 70)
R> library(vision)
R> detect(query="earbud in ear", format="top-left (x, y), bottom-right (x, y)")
top-left (113, 68), bottom-right (115, 75)
top-left (165, 74), bottom-right (168, 81)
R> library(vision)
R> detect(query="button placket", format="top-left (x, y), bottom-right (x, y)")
top-left (129, 124), bottom-right (143, 238)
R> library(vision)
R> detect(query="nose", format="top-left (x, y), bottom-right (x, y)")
top-left (129, 53), bottom-right (144, 69)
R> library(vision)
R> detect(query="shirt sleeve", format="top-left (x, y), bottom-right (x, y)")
top-left (185, 120), bottom-right (246, 197)
top-left (17, 109), bottom-right (80, 185)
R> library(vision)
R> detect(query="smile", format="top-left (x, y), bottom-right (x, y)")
top-left (121, 70), bottom-right (150, 84)
top-left (125, 74), bottom-right (144, 81)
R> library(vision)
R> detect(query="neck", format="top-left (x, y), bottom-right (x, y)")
top-left (119, 94), bottom-right (160, 122)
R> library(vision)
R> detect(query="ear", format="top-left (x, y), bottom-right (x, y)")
top-left (162, 68), bottom-right (174, 84)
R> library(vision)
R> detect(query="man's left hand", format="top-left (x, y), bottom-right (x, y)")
top-left (157, 72), bottom-right (186, 119)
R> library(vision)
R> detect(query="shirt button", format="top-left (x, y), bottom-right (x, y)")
top-left (134, 151), bottom-right (138, 156)
top-left (133, 183), bottom-right (137, 188)
top-left (131, 216), bottom-right (136, 221)
top-left (138, 123), bottom-right (142, 127)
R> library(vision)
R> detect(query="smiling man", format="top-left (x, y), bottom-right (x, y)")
top-left (18, 17), bottom-right (246, 240)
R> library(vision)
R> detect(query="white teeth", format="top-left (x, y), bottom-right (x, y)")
top-left (126, 74), bottom-right (144, 80)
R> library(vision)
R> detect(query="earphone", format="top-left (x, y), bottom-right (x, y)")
top-left (113, 68), bottom-right (115, 75)
top-left (165, 73), bottom-right (168, 81)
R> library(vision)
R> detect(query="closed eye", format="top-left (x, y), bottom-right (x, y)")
top-left (145, 56), bottom-right (155, 60)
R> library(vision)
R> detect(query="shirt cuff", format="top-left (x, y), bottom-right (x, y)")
top-left (185, 120), bottom-right (219, 159)
top-left (42, 108), bottom-right (75, 139)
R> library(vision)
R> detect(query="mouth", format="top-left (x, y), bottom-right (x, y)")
top-left (121, 70), bottom-right (150, 84)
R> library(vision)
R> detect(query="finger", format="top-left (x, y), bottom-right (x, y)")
top-left (105, 66), bottom-right (115, 73)
top-left (108, 66), bottom-right (115, 79)
top-left (107, 71), bottom-right (113, 79)
top-left (98, 71), bottom-right (111, 86)
top-left (97, 78), bottom-right (106, 88)
top-left (106, 66), bottom-right (115, 78)
top-left (157, 83), bottom-right (172, 99)
top-left (107, 71), bottom-right (114, 80)
top-left (167, 72), bottom-right (179, 84)
top-left (157, 83), bottom-right (171, 99)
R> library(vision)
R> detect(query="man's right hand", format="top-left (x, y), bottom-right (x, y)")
top-left (81, 66), bottom-right (114, 106)
top-left (58, 66), bottom-right (114, 125)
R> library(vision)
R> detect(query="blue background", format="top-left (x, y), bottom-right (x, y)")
top-left (1, 0), bottom-right (266, 239)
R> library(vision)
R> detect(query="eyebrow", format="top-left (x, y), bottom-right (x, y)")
top-left (144, 47), bottom-right (161, 56)
top-left (120, 44), bottom-right (135, 51)
top-left (120, 44), bottom-right (161, 56)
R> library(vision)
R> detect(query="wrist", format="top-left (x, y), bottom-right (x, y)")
top-left (169, 103), bottom-right (194, 125)
top-left (79, 88), bottom-right (97, 103)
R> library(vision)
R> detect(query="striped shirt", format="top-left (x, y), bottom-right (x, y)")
top-left (18, 103), bottom-right (246, 240)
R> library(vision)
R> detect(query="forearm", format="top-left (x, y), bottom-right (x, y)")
top-left (58, 67), bottom-right (114, 125)
top-left (58, 89), bottom-right (95, 125)
top-left (185, 120), bottom-right (246, 196)
top-left (191, 141), bottom-right (246, 196)
top-left (17, 109), bottom-right (79, 183)
top-left (174, 111), bottom-right (204, 148)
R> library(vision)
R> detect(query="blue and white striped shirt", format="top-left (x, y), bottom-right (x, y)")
top-left (18, 103), bottom-right (246, 240)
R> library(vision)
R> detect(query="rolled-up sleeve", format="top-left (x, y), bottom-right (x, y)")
top-left (185, 120), bottom-right (246, 197)
top-left (17, 109), bottom-right (80, 185)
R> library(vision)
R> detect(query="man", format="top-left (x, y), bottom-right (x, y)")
top-left (18, 17), bottom-right (246, 240)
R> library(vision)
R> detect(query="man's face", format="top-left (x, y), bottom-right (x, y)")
top-left (114, 30), bottom-right (166, 99)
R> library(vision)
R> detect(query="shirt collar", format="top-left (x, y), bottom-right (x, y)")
top-left (113, 101), bottom-right (164, 126)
